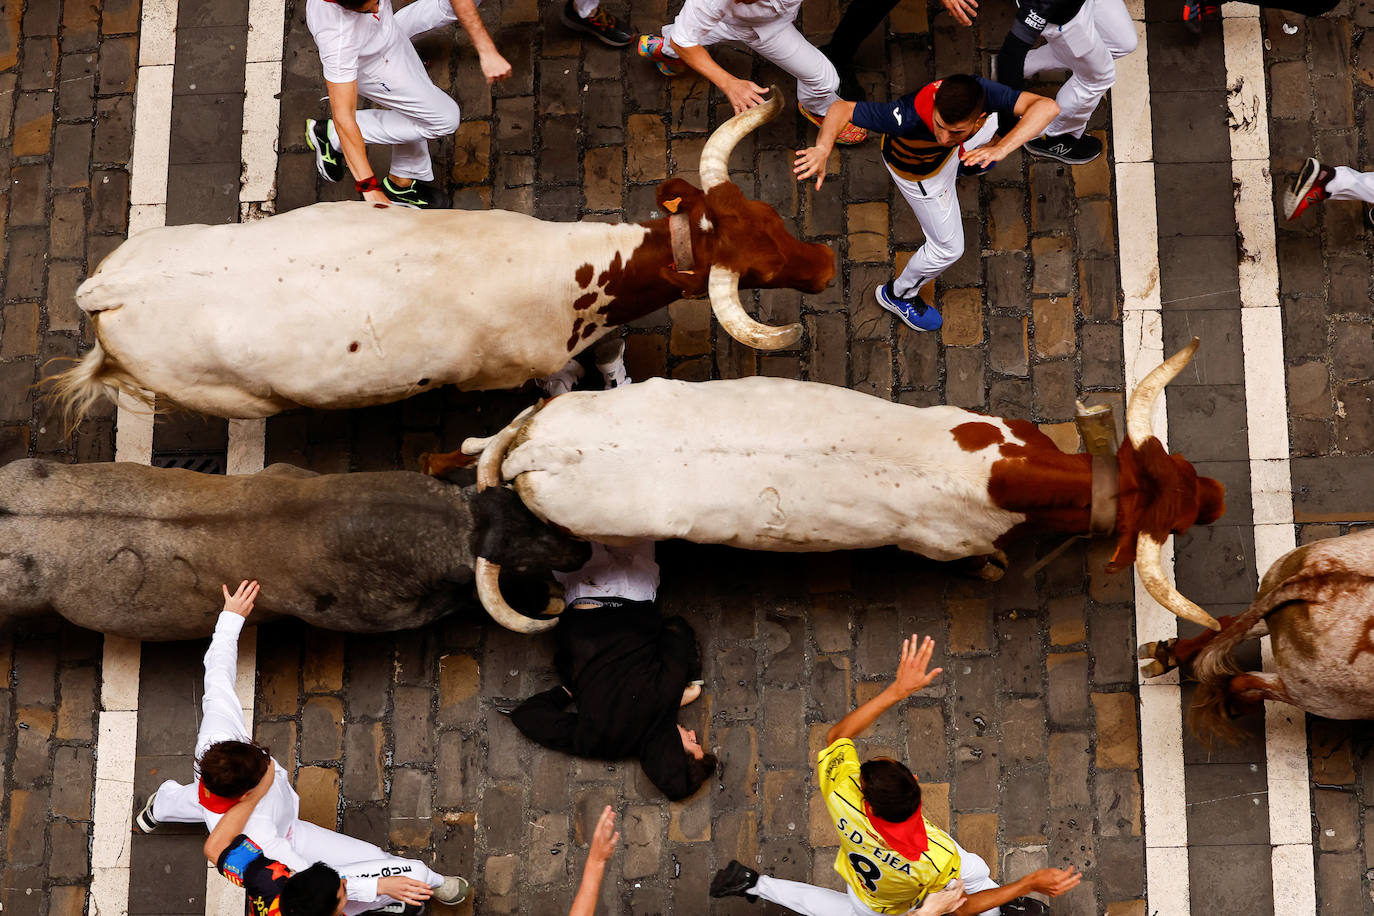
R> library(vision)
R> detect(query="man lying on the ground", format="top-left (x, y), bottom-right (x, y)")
top-left (712, 635), bottom-right (1081, 915)
top-left (135, 580), bottom-right (468, 913)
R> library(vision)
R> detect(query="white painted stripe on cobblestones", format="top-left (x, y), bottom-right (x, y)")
top-left (1114, 10), bottom-right (1190, 913)
top-left (1222, 8), bottom-right (1316, 912)
top-left (100, 2), bottom-right (179, 914)
top-left (241, 0), bottom-right (287, 208)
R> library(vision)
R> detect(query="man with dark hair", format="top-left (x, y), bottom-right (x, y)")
top-left (711, 636), bottom-right (1081, 915)
top-left (136, 581), bottom-right (469, 913)
top-left (941, 0), bottom-right (1135, 166)
top-left (795, 75), bottom-right (1058, 333)
top-left (303, 0), bottom-right (511, 208)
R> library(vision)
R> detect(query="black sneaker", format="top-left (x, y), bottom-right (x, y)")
top-left (709, 860), bottom-right (760, 902)
top-left (132, 795), bottom-right (159, 834)
top-left (560, 0), bottom-right (632, 47)
top-left (1000, 897), bottom-right (1051, 916)
top-left (305, 119), bottom-right (346, 182)
top-left (380, 177), bottom-right (447, 209)
top-left (1025, 133), bottom-right (1103, 165)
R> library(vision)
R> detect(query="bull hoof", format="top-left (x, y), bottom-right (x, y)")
top-left (1137, 639), bottom-right (1178, 678)
top-left (976, 550), bottom-right (1008, 582)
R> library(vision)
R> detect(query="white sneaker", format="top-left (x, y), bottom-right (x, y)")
top-left (538, 359), bottom-right (584, 397)
top-left (594, 337), bottom-right (628, 388)
top-left (434, 876), bottom-right (470, 905)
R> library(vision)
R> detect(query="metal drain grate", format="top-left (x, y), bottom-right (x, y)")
top-left (151, 452), bottom-right (226, 475)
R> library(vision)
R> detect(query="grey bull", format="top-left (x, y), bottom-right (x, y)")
top-left (1140, 527), bottom-right (1374, 740)
top-left (0, 459), bottom-right (589, 640)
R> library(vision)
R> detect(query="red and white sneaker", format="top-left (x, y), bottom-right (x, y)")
top-left (1284, 157), bottom-right (1333, 221)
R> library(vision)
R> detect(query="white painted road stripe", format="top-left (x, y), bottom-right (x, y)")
top-left (1221, 8), bottom-right (1317, 914)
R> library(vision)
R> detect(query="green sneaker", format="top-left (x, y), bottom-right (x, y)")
top-left (380, 178), bottom-right (446, 209)
top-left (305, 119), bottom-right (345, 182)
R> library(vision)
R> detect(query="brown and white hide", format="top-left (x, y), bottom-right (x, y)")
top-left (490, 377), bottom-right (1032, 559)
top-left (0, 459), bottom-right (587, 641)
top-left (1179, 529), bottom-right (1374, 737)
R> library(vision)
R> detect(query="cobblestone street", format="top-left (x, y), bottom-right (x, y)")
top-left (0, 0), bottom-right (1372, 914)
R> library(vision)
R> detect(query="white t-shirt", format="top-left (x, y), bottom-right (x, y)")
top-left (306, 0), bottom-right (399, 83)
top-left (669, 0), bottom-right (805, 47)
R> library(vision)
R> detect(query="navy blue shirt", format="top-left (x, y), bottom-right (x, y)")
top-left (850, 78), bottom-right (1022, 181)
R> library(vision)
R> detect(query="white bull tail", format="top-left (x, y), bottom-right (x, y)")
top-left (42, 340), bottom-right (156, 435)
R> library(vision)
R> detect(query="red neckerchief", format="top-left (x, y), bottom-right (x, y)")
top-left (913, 80), bottom-right (942, 135)
top-left (864, 801), bottom-right (929, 860)
top-left (198, 781), bottom-right (242, 814)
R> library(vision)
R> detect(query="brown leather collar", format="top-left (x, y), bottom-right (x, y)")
top-left (1089, 454), bottom-right (1119, 536)
top-left (668, 212), bottom-right (695, 273)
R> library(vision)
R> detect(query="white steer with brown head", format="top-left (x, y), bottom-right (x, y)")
top-left (47, 93), bottom-right (832, 424)
top-left (428, 343), bottom-right (1227, 634)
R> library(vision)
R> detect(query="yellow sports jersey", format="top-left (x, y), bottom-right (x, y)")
top-left (817, 739), bottom-right (961, 913)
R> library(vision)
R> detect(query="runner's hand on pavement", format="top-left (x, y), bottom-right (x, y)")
top-left (222, 580), bottom-right (259, 618)
top-left (377, 877), bottom-right (434, 904)
top-left (793, 146), bottom-right (830, 190)
top-left (891, 634), bottom-right (942, 697)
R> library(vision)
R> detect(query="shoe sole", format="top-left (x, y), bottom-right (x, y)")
top-left (1284, 157), bottom-right (1321, 221)
top-left (305, 120), bottom-right (345, 183)
top-left (1024, 143), bottom-right (1101, 166)
top-left (560, 10), bottom-right (632, 47)
top-left (875, 286), bottom-right (939, 333)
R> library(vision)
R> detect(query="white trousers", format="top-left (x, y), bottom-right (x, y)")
top-left (339, 0), bottom-right (464, 181)
top-left (1023, 0), bottom-right (1137, 138)
top-left (574, 0), bottom-right (599, 18)
top-left (751, 844), bottom-right (1001, 916)
top-left (150, 780), bottom-right (442, 914)
top-left (662, 17), bottom-right (840, 115)
top-left (1328, 166), bottom-right (1374, 202)
top-left (888, 117), bottom-right (999, 298)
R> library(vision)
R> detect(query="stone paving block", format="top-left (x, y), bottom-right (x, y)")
top-left (300, 695), bottom-right (343, 762)
top-left (296, 765), bottom-right (340, 829)
top-left (343, 720), bottom-right (385, 802)
top-left (49, 745), bottom-right (94, 819)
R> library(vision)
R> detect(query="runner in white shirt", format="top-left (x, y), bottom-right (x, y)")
top-left (133, 581), bottom-right (470, 914)
top-left (635, 0), bottom-right (868, 145)
top-left (303, 0), bottom-right (510, 209)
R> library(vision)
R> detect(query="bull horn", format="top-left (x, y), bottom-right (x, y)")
top-left (464, 404), bottom-right (539, 491)
top-left (708, 265), bottom-right (803, 350)
top-left (699, 86), bottom-right (783, 190)
top-left (474, 557), bottom-right (565, 634)
top-left (1125, 338), bottom-right (1200, 446)
top-left (1134, 532), bottom-right (1221, 631)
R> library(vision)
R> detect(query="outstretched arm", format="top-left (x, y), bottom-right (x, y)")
top-left (960, 91), bottom-right (1059, 169)
top-left (325, 81), bottom-right (390, 203)
top-left (670, 42), bottom-right (768, 115)
top-left (956, 867), bottom-right (1080, 915)
top-left (449, 0), bottom-right (511, 84)
top-left (794, 100), bottom-right (857, 190)
top-left (197, 581), bottom-right (260, 754)
top-left (203, 764), bottom-right (274, 865)
top-left (568, 806), bottom-right (620, 916)
top-left (826, 635), bottom-right (942, 745)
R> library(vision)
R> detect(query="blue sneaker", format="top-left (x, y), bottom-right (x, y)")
top-left (876, 282), bottom-right (942, 332)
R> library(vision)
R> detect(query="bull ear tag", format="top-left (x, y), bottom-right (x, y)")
top-left (661, 197), bottom-right (682, 213)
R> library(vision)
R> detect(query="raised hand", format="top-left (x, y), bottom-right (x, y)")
top-left (221, 580), bottom-right (259, 618)
top-left (891, 634), bottom-right (942, 697)
top-left (588, 805), bottom-right (620, 866)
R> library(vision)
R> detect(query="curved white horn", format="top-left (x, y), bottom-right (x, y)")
top-left (708, 265), bottom-right (803, 350)
top-left (1126, 337), bottom-right (1200, 446)
top-left (463, 404), bottom-right (539, 491)
top-left (1134, 532), bottom-right (1221, 631)
top-left (699, 87), bottom-right (784, 190)
top-left (475, 558), bottom-right (562, 634)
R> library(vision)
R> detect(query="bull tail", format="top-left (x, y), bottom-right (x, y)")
top-left (1189, 580), bottom-right (1305, 745)
top-left (41, 340), bottom-right (155, 436)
